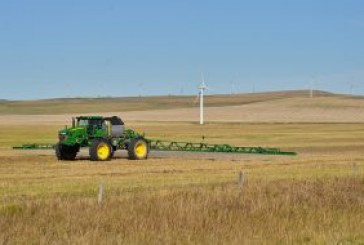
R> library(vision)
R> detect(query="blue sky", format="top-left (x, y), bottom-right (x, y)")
top-left (0, 0), bottom-right (363, 99)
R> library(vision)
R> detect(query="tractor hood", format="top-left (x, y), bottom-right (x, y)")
top-left (58, 127), bottom-right (87, 145)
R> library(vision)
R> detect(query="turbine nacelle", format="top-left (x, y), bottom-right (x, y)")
top-left (198, 81), bottom-right (207, 90)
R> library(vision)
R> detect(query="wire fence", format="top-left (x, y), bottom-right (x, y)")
top-left (0, 162), bottom-right (362, 206)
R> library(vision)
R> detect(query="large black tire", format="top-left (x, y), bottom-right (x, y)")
top-left (55, 143), bottom-right (78, 161)
top-left (128, 138), bottom-right (149, 160)
top-left (89, 139), bottom-right (112, 161)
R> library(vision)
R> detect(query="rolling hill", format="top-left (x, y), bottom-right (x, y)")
top-left (1, 90), bottom-right (364, 124)
top-left (0, 90), bottom-right (349, 115)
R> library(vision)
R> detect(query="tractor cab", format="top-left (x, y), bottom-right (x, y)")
top-left (74, 116), bottom-right (103, 136)
top-left (73, 116), bottom-right (124, 138)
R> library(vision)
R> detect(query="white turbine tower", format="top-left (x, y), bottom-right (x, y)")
top-left (309, 79), bottom-right (314, 98)
top-left (347, 81), bottom-right (356, 95)
top-left (309, 76), bottom-right (318, 98)
top-left (198, 73), bottom-right (208, 125)
top-left (230, 73), bottom-right (239, 95)
top-left (230, 80), bottom-right (236, 95)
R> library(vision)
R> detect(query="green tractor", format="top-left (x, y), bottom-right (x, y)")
top-left (56, 116), bottom-right (149, 161)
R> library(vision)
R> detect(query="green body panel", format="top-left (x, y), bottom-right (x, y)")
top-left (58, 127), bottom-right (88, 147)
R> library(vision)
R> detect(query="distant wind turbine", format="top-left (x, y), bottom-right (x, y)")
top-left (230, 80), bottom-right (237, 95)
top-left (138, 82), bottom-right (144, 98)
top-left (198, 73), bottom-right (209, 125)
top-left (347, 81), bottom-right (356, 95)
top-left (309, 77), bottom-right (319, 98)
top-left (230, 74), bottom-right (239, 95)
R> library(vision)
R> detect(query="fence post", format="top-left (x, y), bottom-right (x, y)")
top-left (353, 163), bottom-right (360, 177)
top-left (238, 171), bottom-right (245, 191)
top-left (98, 182), bottom-right (104, 208)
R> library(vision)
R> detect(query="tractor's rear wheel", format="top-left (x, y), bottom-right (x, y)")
top-left (90, 139), bottom-right (112, 161)
top-left (128, 138), bottom-right (149, 160)
top-left (55, 143), bottom-right (78, 161)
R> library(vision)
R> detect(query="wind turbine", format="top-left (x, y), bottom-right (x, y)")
top-left (138, 82), bottom-right (144, 98)
top-left (230, 73), bottom-right (241, 95)
top-left (198, 73), bottom-right (208, 125)
top-left (230, 79), bottom-right (237, 95)
top-left (309, 76), bottom-right (318, 98)
top-left (347, 81), bottom-right (356, 95)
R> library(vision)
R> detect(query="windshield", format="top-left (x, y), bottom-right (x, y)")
top-left (78, 119), bottom-right (89, 127)
top-left (77, 119), bottom-right (103, 131)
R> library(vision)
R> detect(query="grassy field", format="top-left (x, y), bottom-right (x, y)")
top-left (0, 121), bottom-right (363, 244)
top-left (3, 91), bottom-right (364, 125)
top-left (0, 90), bottom-right (337, 115)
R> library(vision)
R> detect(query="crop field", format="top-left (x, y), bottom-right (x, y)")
top-left (0, 117), bottom-right (363, 244)
top-left (0, 93), bottom-right (364, 244)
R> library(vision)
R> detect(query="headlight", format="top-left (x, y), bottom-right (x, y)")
top-left (58, 133), bottom-right (68, 141)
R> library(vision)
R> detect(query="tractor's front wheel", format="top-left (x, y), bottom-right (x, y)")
top-left (90, 139), bottom-right (112, 161)
top-left (55, 143), bottom-right (78, 161)
top-left (128, 138), bottom-right (149, 160)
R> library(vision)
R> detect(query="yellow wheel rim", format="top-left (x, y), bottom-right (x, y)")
top-left (97, 143), bottom-right (110, 160)
top-left (135, 141), bottom-right (147, 159)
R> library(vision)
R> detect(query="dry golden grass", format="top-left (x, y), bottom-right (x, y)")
top-left (1, 178), bottom-right (363, 244)
top-left (0, 121), bottom-right (363, 243)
